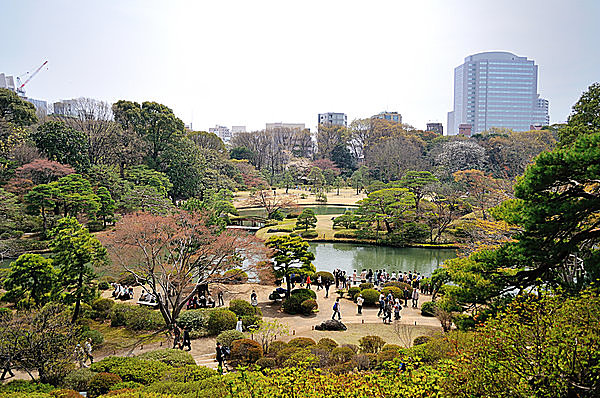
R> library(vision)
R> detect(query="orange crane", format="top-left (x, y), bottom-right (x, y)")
top-left (16, 60), bottom-right (48, 96)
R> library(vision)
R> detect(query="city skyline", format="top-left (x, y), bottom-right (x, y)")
top-left (2, 1), bottom-right (599, 132)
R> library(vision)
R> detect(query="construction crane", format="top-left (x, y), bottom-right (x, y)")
top-left (16, 60), bottom-right (48, 96)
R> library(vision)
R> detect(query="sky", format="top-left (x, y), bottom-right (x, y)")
top-left (2, 0), bottom-right (599, 132)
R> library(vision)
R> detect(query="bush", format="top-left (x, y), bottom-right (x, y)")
top-left (421, 301), bottom-right (437, 317)
top-left (383, 281), bottom-right (413, 294)
top-left (267, 340), bottom-right (288, 357)
top-left (0, 380), bottom-right (54, 393)
top-left (358, 289), bottom-right (380, 306)
top-left (453, 314), bottom-right (476, 331)
top-left (117, 273), bottom-right (137, 286)
top-left (230, 339), bottom-right (263, 365)
top-left (50, 389), bottom-right (83, 398)
top-left (376, 349), bottom-right (400, 366)
top-left (291, 288), bottom-right (317, 299)
top-left (413, 335), bottom-right (431, 346)
top-left (380, 286), bottom-right (403, 299)
top-left (88, 372), bottom-right (122, 398)
top-left (109, 303), bottom-right (135, 327)
top-left (223, 269), bottom-right (248, 284)
top-left (90, 357), bottom-right (172, 385)
top-left (382, 344), bottom-right (401, 352)
top-left (97, 281), bottom-right (110, 291)
top-left (125, 307), bottom-right (165, 331)
top-left (229, 299), bottom-right (259, 317)
top-left (161, 365), bottom-right (218, 382)
top-left (136, 349), bottom-right (195, 367)
top-left (284, 348), bottom-right (319, 369)
top-left (241, 314), bottom-right (262, 329)
top-left (316, 337), bottom-right (338, 351)
top-left (359, 282), bottom-right (373, 290)
top-left (110, 381), bottom-right (143, 391)
top-left (282, 289), bottom-right (317, 315)
top-left (176, 309), bottom-right (211, 332)
top-left (207, 308), bottom-right (237, 335)
top-left (300, 298), bottom-right (318, 315)
top-left (81, 329), bottom-right (104, 346)
top-left (330, 346), bottom-right (355, 365)
top-left (313, 271), bottom-right (334, 285)
top-left (63, 368), bottom-right (94, 392)
top-left (329, 361), bottom-right (355, 375)
top-left (91, 297), bottom-right (114, 320)
top-left (347, 287), bottom-right (361, 299)
top-left (300, 230), bottom-right (318, 239)
top-left (359, 335), bottom-right (385, 353)
top-left (288, 337), bottom-right (316, 348)
top-left (216, 329), bottom-right (245, 348)
top-left (255, 357), bottom-right (276, 369)
top-left (333, 230), bottom-right (358, 239)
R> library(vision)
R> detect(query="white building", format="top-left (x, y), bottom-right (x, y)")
top-left (318, 112), bottom-right (347, 127)
top-left (209, 125), bottom-right (232, 144)
top-left (266, 122), bottom-right (306, 131)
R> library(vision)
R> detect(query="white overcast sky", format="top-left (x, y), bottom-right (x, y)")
top-left (2, 0), bottom-right (599, 132)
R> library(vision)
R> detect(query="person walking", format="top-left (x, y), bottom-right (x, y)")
top-left (217, 291), bottom-right (224, 307)
top-left (377, 293), bottom-right (385, 317)
top-left (412, 288), bottom-right (420, 308)
top-left (356, 294), bottom-right (364, 315)
top-left (172, 324), bottom-right (181, 349)
top-left (316, 275), bottom-right (322, 290)
top-left (182, 326), bottom-right (192, 351)
top-left (84, 338), bottom-right (94, 364)
top-left (324, 280), bottom-right (331, 298)
top-left (383, 301), bottom-right (392, 324)
top-left (394, 301), bottom-right (401, 320)
top-left (332, 298), bottom-right (342, 320)
top-left (75, 344), bottom-right (87, 368)
top-left (0, 355), bottom-right (14, 380)
top-left (216, 342), bottom-right (225, 373)
top-left (236, 317), bottom-right (243, 332)
top-left (306, 275), bottom-right (312, 289)
top-left (250, 290), bottom-right (258, 308)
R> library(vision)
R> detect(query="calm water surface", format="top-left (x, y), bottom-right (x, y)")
top-left (309, 242), bottom-right (456, 278)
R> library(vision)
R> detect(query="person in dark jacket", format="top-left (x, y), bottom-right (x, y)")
top-left (182, 326), bottom-right (191, 351)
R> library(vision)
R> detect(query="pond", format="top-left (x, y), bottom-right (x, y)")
top-left (308, 242), bottom-right (456, 278)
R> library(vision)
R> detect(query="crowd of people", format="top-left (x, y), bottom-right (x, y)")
top-left (333, 268), bottom-right (426, 290)
top-left (111, 283), bottom-right (135, 300)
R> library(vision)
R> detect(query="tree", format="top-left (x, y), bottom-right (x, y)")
top-left (252, 319), bottom-right (289, 352)
top-left (433, 139), bottom-right (487, 180)
top-left (307, 167), bottom-right (326, 195)
top-left (24, 183), bottom-right (55, 234)
top-left (349, 166), bottom-right (369, 195)
top-left (244, 190), bottom-right (297, 219)
top-left (453, 169), bottom-right (498, 220)
top-left (54, 174), bottom-right (100, 219)
top-left (124, 165), bottom-right (173, 198)
top-left (49, 217), bottom-right (107, 322)
top-left (266, 235), bottom-right (316, 297)
top-left (296, 208), bottom-right (317, 231)
top-left (398, 170), bottom-right (438, 213)
top-left (330, 143), bottom-right (356, 175)
top-left (0, 88), bottom-right (37, 126)
top-left (559, 82), bottom-right (600, 146)
top-left (97, 186), bottom-right (115, 228)
top-left (316, 124), bottom-right (347, 159)
top-left (102, 211), bottom-right (268, 327)
top-left (364, 135), bottom-right (425, 182)
top-left (0, 303), bottom-right (80, 384)
top-left (356, 188), bottom-right (415, 234)
top-left (14, 159), bottom-right (75, 185)
top-left (422, 183), bottom-right (464, 242)
top-left (31, 121), bottom-right (90, 172)
top-left (188, 130), bottom-right (226, 153)
top-left (2, 254), bottom-right (57, 307)
top-left (119, 184), bottom-right (173, 214)
top-left (229, 146), bottom-right (255, 162)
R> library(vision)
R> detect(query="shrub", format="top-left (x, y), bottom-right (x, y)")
top-left (91, 357), bottom-right (172, 385)
top-left (241, 314), bottom-right (262, 329)
top-left (223, 269), bottom-right (248, 284)
top-left (282, 289), bottom-right (317, 315)
top-left (216, 329), bottom-right (245, 348)
top-left (312, 271), bottom-right (334, 285)
top-left (291, 288), bottom-right (317, 299)
top-left (81, 329), bottom-right (104, 346)
top-left (421, 301), bottom-right (437, 317)
top-left (342, 343), bottom-right (359, 354)
top-left (376, 349), bottom-right (400, 366)
top-left (359, 282), bottom-right (373, 290)
top-left (63, 368), bottom-right (94, 391)
top-left (383, 281), bottom-right (413, 294)
top-left (333, 230), bottom-right (358, 238)
top-left (136, 349), bottom-right (195, 367)
top-left (453, 314), bottom-right (476, 331)
top-left (91, 297), bottom-right (114, 320)
top-left (413, 335), bottom-right (431, 346)
top-left (329, 361), bottom-right (355, 375)
top-left (316, 338), bottom-right (338, 351)
top-left (88, 372), bottom-right (122, 398)
top-left (117, 273), bottom-right (137, 286)
top-left (97, 281), bottom-right (110, 291)
top-left (359, 335), bottom-right (385, 353)
top-left (207, 308), bottom-right (237, 335)
top-left (229, 299), bottom-right (259, 317)
top-left (300, 298), bottom-right (318, 315)
top-left (358, 289), bottom-right (380, 306)
top-left (176, 309), bottom-right (211, 332)
top-left (109, 303), bottom-right (136, 327)
top-left (0, 380), bottom-right (54, 393)
top-left (354, 354), bottom-right (374, 370)
top-left (267, 340), bottom-right (288, 357)
top-left (50, 389), bottom-right (83, 398)
top-left (288, 337), bottom-right (316, 348)
top-left (275, 347), bottom-right (299, 366)
top-left (110, 381), bottom-right (143, 391)
top-left (380, 286), bottom-right (403, 299)
top-left (126, 307), bottom-right (165, 331)
top-left (161, 365), bottom-right (218, 382)
top-left (300, 230), bottom-right (318, 239)
top-left (144, 380), bottom-right (223, 396)
top-left (347, 287), bottom-right (361, 299)
top-left (255, 357), bottom-right (276, 369)
top-left (382, 344), bottom-right (401, 352)
top-left (230, 339), bottom-right (263, 365)
top-left (280, 348), bottom-right (319, 368)
top-left (329, 346), bottom-right (355, 365)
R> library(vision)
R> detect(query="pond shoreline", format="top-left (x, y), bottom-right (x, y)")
top-left (304, 237), bottom-right (460, 250)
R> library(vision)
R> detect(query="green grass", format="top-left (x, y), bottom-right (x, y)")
top-left (92, 321), bottom-right (167, 354)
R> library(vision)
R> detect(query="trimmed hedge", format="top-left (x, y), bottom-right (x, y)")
top-left (358, 335), bottom-right (385, 354)
top-left (267, 341), bottom-right (288, 357)
top-left (300, 299), bottom-right (318, 315)
top-left (161, 365), bottom-right (218, 382)
top-left (359, 282), bottom-right (374, 290)
top-left (312, 271), bottom-right (334, 285)
top-left (347, 287), bottom-right (361, 299)
top-left (91, 297), bottom-right (114, 320)
top-left (176, 309), bottom-right (211, 332)
top-left (63, 368), bottom-right (94, 392)
top-left (380, 286), bottom-right (403, 300)
top-left (316, 338), bottom-right (338, 351)
top-left (90, 357), bottom-right (173, 385)
top-left (413, 335), bottom-right (431, 346)
top-left (288, 337), bottom-right (316, 348)
top-left (358, 289), bottom-right (380, 306)
top-left (207, 308), bottom-right (237, 335)
top-left (136, 349), bottom-right (196, 367)
top-left (109, 303), bottom-right (164, 331)
top-left (383, 281), bottom-right (413, 294)
top-left (229, 299), bottom-right (258, 317)
top-left (421, 301), bottom-right (436, 317)
top-left (300, 230), bottom-right (318, 239)
top-left (230, 339), bottom-right (263, 365)
top-left (88, 372), bottom-right (122, 398)
top-left (282, 289), bottom-right (317, 315)
top-left (81, 329), bottom-right (104, 346)
top-left (216, 329), bottom-right (245, 348)
top-left (223, 269), bottom-right (248, 284)
top-left (330, 347), bottom-right (355, 365)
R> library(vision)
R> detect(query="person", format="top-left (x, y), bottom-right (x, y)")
top-left (394, 301), bottom-right (401, 320)
top-left (383, 301), bottom-right (392, 324)
top-left (172, 324), bottom-right (181, 349)
top-left (207, 294), bottom-right (215, 308)
top-left (324, 280), bottom-right (331, 298)
top-left (75, 344), bottom-right (87, 368)
top-left (352, 270), bottom-right (357, 285)
top-left (0, 355), bottom-right (14, 380)
top-left (217, 291), bottom-right (224, 307)
top-left (403, 287), bottom-right (410, 307)
top-left (216, 342), bottom-right (225, 372)
top-left (181, 326), bottom-right (191, 351)
top-left (412, 288), bottom-right (420, 308)
top-left (306, 275), bottom-right (312, 289)
top-left (356, 294), bottom-right (364, 315)
top-left (316, 275), bottom-right (322, 290)
top-left (84, 337), bottom-right (94, 364)
top-left (377, 293), bottom-right (385, 317)
top-left (250, 290), bottom-right (258, 307)
top-left (332, 298), bottom-right (341, 320)
top-left (199, 294), bottom-right (206, 308)
top-left (236, 317), bottom-right (243, 332)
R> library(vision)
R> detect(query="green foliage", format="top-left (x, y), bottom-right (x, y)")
top-left (91, 357), bottom-right (172, 385)
top-left (161, 365), bottom-right (218, 382)
top-left (380, 286), bottom-right (404, 299)
top-left (347, 286), bottom-right (361, 299)
top-left (358, 335), bottom-right (385, 353)
top-left (267, 341), bottom-right (288, 357)
top-left (206, 308), bottom-right (237, 335)
top-left (109, 303), bottom-right (165, 331)
top-left (81, 329), bottom-right (104, 346)
top-left (255, 357), bottom-right (276, 369)
top-left (300, 298), bottom-right (318, 315)
top-left (288, 337), bottom-right (316, 348)
top-left (2, 253), bottom-right (56, 307)
top-left (282, 289), bottom-right (317, 315)
top-left (175, 309), bottom-right (211, 332)
top-left (332, 211), bottom-right (358, 229)
top-left (50, 388), bottom-right (84, 398)
top-left (216, 329), bottom-right (245, 348)
top-left (230, 338), bottom-right (263, 365)
top-left (421, 301), bottom-right (437, 317)
top-left (228, 299), bottom-right (259, 317)
top-left (316, 337), bottom-right (338, 351)
top-left (376, 349), bottom-right (400, 367)
top-left (300, 229), bottom-right (318, 239)
top-left (91, 297), bottom-right (114, 320)
top-left (0, 88), bottom-right (38, 126)
top-left (330, 346), bottom-right (355, 365)
top-left (296, 208), bottom-right (317, 231)
top-left (359, 282), bottom-right (373, 290)
top-left (0, 380), bottom-right (54, 394)
top-left (313, 271), bottom-right (334, 285)
top-left (559, 82), bottom-right (600, 145)
top-left (31, 121), bottom-right (90, 172)
top-left (88, 372), bottom-right (122, 398)
top-left (223, 269), bottom-right (248, 284)
top-left (97, 281), bottom-right (110, 290)
top-left (358, 288), bottom-right (380, 306)
top-left (452, 313), bottom-right (476, 331)
top-left (240, 314), bottom-right (261, 329)
top-left (413, 335), bottom-right (431, 346)
top-left (63, 368), bottom-right (95, 392)
top-left (136, 349), bottom-right (195, 368)
top-left (266, 235), bottom-right (315, 294)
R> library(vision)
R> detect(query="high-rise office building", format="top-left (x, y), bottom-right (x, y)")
top-left (372, 111), bottom-right (402, 123)
top-left (447, 51), bottom-right (549, 135)
top-left (318, 112), bottom-right (347, 127)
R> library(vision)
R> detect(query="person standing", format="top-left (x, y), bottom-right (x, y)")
top-left (250, 290), bottom-right (258, 308)
top-left (394, 301), bottom-right (401, 320)
top-left (377, 293), bottom-right (385, 317)
top-left (383, 301), bottom-right (392, 324)
top-left (182, 326), bottom-right (192, 351)
top-left (332, 298), bottom-right (342, 320)
top-left (236, 317), bottom-right (243, 332)
top-left (75, 344), bottom-right (87, 368)
top-left (172, 324), bottom-right (181, 349)
top-left (412, 288), bottom-right (420, 308)
top-left (216, 342), bottom-right (225, 373)
top-left (217, 291), bottom-right (224, 307)
top-left (404, 287), bottom-right (410, 307)
top-left (0, 354), bottom-right (14, 380)
top-left (84, 338), bottom-right (94, 364)
top-left (324, 280), bottom-right (331, 298)
top-left (356, 294), bottom-right (364, 315)
top-left (316, 275), bottom-right (322, 290)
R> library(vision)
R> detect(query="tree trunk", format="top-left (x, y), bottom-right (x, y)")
top-left (71, 268), bottom-right (84, 323)
top-left (285, 271), bottom-right (291, 298)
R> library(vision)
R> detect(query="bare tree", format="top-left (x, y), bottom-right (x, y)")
top-left (244, 190), bottom-right (298, 219)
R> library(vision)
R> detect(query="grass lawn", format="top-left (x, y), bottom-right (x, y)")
top-left (93, 321), bottom-right (167, 355)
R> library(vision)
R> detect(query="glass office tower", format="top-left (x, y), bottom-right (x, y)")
top-left (447, 52), bottom-right (549, 135)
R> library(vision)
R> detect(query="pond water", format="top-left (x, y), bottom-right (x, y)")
top-left (308, 242), bottom-right (456, 278)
